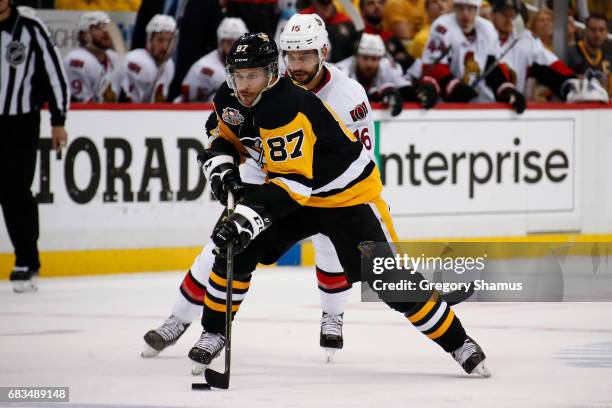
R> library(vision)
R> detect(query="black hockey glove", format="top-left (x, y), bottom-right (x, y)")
top-left (381, 87), bottom-right (403, 117)
top-left (212, 204), bottom-right (271, 255)
top-left (197, 151), bottom-right (244, 206)
top-left (415, 82), bottom-right (439, 110)
top-left (447, 81), bottom-right (478, 102)
top-left (499, 87), bottom-right (526, 114)
top-left (204, 111), bottom-right (218, 137)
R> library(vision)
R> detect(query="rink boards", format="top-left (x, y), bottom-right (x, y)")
top-left (0, 103), bottom-right (611, 277)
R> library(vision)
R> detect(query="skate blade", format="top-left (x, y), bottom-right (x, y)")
top-left (191, 361), bottom-right (207, 376)
top-left (472, 361), bottom-right (491, 378)
top-left (324, 348), bottom-right (336, 363)
top-left (141, 344), bottom-right (160, 358)
top-left (11, 279), bottom-right (38, 293)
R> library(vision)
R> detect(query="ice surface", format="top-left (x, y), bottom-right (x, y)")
top-left (1, 267), bottom-right (611, 408)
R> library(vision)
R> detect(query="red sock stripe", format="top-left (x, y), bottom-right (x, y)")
top-left (316, 267), bottom-right (351, 291)
top-left (180, 271), bottom-right (206, 303)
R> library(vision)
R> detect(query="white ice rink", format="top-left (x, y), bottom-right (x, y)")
top-left (2, 267), bottom-right (612, 408)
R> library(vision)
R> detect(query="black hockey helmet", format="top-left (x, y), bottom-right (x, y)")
top-left (225, 32), bottom-right (280, 106)
top-left (226, 32), bottom-right (279, 71)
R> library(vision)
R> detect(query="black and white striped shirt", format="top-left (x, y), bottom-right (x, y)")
top-left (0, 5), bottom-right (69, 125)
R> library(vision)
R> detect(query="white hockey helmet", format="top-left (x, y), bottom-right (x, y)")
top-left (453, 0), bottom-right (482, 7)
top-left (280, 14), bottom-right (329, 57)
top-left (280, 14), bottom-right (329, 81)
top-left (77, 11), bottom-right (110, 33)
top-left (146, 14), bottom-right (177, 39)
top-left (217, 17), bottom-right (248, 42)
top-left (357, 33), bottom-right (386, 58)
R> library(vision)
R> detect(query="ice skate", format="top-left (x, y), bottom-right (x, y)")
top-left (10, 266), bottom-right (39, 293)
top-left (188, 331), bottom-right (225, 375)
top-left (320, 312), bottom-right (343, 363)
top-left (451, 336), bottom-right (491, 377)
top-left (141, 315), bottom-right (190, 358)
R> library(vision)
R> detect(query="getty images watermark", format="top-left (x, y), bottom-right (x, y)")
top-left (360, 242), bottom-right (612, 303)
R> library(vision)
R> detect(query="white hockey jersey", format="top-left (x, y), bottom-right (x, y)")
top-left (118, 49), bottom-right (174, 103)
top-left (180, 49), bottom-right (226, 102)
top-left (240, 63), bottom-right (376, 184)
top-left (63, 48), bottom-right (119, 103)
top-left (500, 29), bottom-right (559, 94)
top-left (334, 56), bottom-right (411, 95)
top-left (423, 13), bottom-right (501, 102)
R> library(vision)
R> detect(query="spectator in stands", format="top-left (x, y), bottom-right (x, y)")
top-left (335, 33), bottom-right (437, 115)
top-left (528, 7), bottom-right (553, 50)
top-left (361, 0), bottom-right (413, 70)
top-left (118, 14), bottom-right (176, 102)
top-left (63, 11), bottom-right (120, 102)
top-left (300, 0), bottom-right (358, 62)
top-left (179, 17), bottom-right (248, 102)
top-left (409, 0), bottom-right (450, 59)
top-left (490, 0), bottom-right (581, 102)
top-left (383, 0), bottom-right (427, 40)
top-left (55, 0), bottom-right (141, 11)
top-left (567, 14), bottom-right (611, 99)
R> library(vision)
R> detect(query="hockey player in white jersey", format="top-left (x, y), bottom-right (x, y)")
top-left (421, 0), bottom-right (527, 112)
top-left (118, 14), bottom-right (176, 103)
top-left (489, 0), bottom-right (595, 102)
top-left (141, 14), bottom-right (380, 365)
top-left (179, 17), bottom-right (248, 102)
top-left (63, 11), bottom-right (119, 103)
top-left (335, 33), bottom-right (438, 115)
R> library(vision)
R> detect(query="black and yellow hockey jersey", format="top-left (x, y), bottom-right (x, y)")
top-left (208, 77), bottom-right (382, 220)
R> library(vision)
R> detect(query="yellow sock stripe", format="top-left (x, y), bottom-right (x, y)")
top-left (204, 294), bottom-right (240, 313)
top-left (209, 271), bottom-right (250, 290)
top-left (427, 309), bottom-right (455, 340)
top-left (407, 291), bottom-right (439, 324)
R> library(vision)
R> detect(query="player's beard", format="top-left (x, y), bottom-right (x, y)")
top-left (289, 68), bottom-right (318, 86)
top-left (364, 14), bottom-right (383, 26)
top-left (92, 36), bottom-right (112, 51)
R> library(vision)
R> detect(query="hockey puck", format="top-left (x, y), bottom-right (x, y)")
top-left (192, 383), bottom-right (212, 391)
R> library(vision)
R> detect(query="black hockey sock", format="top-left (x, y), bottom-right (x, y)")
top-left (202, 268), bottom-right (251, 335)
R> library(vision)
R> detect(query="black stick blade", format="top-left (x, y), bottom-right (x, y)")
top-left (191, 383), bottom-right (212, 391)
top-left (205, 368), bottom-right (230, 389)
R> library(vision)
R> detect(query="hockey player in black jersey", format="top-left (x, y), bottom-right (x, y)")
top-left (189, 32), bottom-right (491, 378)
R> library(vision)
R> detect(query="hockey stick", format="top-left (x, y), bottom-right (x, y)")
top-left (204, 191), bottom-right (235, 390)
top-left (336, 0), bottom-right (365, 31)
top-left (470, 14), bottom-right (525, 89)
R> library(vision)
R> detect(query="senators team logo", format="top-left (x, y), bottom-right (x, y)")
top-left (350, 101), bottom-right (369, 122)
top-left (222, 107), bottom-right (245, 126)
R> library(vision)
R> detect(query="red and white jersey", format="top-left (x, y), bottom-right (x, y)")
top-left (239, 63), bottom-right (376, 184)
top-left (334, 56), bottom-right (411, 94)
top-left (118, 48), bottom-right (174, 103)
top-left (180, 49), bottom-right (226, 102)
top-left (63, 47), bottom-right (119, 102)
top-left (500, 29), bottom-right (559, 93)
top-left (423, 13), bottom-right (501, 102)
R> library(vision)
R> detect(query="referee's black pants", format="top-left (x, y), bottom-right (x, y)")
top-left (0, 111), bottom-right (41, 270)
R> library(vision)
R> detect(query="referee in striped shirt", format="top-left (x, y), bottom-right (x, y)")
top-left (1, 0), bottom-right (69, 293)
